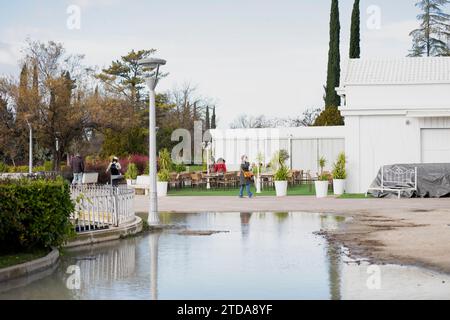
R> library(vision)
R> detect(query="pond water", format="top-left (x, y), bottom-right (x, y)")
top-left (1, 212), bottom-right (449, 300)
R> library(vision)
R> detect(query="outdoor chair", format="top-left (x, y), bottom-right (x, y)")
top-left (179, 173), bottom-right (192, 188)
top-left (190, 173), bottom-right (205, 188)
top-left (169, 173), bottom-right (181, 190)
top-left (217, 173), bottom-right (235, 189)
top-left (293, 170), bottom-right (303, 185)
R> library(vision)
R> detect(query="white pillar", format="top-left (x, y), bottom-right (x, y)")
top-left (146, 78), bottom-right (159, 225)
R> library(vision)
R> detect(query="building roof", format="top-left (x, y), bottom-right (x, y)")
top-left (342, 57), bottom-right (450, 85)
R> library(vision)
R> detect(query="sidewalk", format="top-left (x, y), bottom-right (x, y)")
top-left (134, 195), bottom-right (450, 214)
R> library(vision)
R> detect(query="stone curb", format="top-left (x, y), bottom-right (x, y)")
top-left (64, 216), bottom-right (143, 248)
top-left (0, 248), bottom-right (59, 283)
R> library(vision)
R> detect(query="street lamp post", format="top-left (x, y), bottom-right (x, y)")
top-left (26, 120), bottom-right (33, 175)
top-left (138, 58), bottom-right (167, 225)
top-left (202, 141), bottom-right (211, 189)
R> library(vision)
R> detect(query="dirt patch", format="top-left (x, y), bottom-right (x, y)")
top-left (319, 209), bottom-right (450, 274)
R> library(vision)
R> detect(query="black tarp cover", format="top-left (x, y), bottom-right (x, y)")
top-left (368, 163), bottom-right (450, 198)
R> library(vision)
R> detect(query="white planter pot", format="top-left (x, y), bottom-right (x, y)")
top-left (275, 181), bottom-right (288, 197)
top-left (315, 181), bottom-right (329, 198)
top-left (255, 177), bottom-right (262, 194)
top-left (333, 179), bottom-right (346, 196)
top-left (157, 181), bottom-right (168, 197)
top-left (126, 179), bottom-right (137, 186)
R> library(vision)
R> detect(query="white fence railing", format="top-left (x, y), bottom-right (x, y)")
top-left (70, 185), bottom-right (135, 232)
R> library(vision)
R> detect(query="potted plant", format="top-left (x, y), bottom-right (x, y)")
top-left (125, 163), bottom-right (138, 186)
top-left (254, 153), bottom-right (264, 194)
top-left (332, 152), bottom-right (347, 195)
top-left (272, 150), bottom-right (290, 197)
top-left (157, 169), bottom-right (170, 197)
top-left (315, 156), bottom-right (329, 198)
top-left (157, 149), bottom-right (172, 197)
top-left (274, 166), bottom-right (290, 197)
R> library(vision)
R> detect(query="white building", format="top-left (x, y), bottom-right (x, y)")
top-left (338, 57), bottom-right (450, 193)
top-left (210, 127), bottom-right (345, 173)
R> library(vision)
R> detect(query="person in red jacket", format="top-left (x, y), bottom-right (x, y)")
top-left (214, 159), bottom-right (227, 174)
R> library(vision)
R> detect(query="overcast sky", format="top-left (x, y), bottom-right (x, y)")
top-left (0, 0), bottom-right (423, 128)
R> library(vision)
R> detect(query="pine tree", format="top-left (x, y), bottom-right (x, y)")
top-left (324, 0), bottom-right (341, 108)
top-left (211, 107), bottom-right (216, 129)
top-left (349, 0), bottom-right (361, 59)
top-left (409, 0), bottom-right (450, 57)
top-left (205, 106), bottom-right (210, 130)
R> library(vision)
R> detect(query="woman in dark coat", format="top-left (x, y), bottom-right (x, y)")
top-left (239, 155), bottom-right (254, 198)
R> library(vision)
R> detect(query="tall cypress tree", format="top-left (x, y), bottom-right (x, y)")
top-left (211, 107), bottom-right (216, 129)
top-left (18, 63), bottom-right (29, 114)
top-left (325, 0), bottom-right (341, 108)
top-left (349, 0), bottom-right (361, 59)
top-left (205, 106), bottom-right (210, 130)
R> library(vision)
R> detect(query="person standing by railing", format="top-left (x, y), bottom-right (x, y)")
top-left (106, 156), bottom-right (122, 186)
top-left (70, 153), bottom-right (85, 185)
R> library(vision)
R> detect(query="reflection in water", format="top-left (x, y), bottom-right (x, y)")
top-left (321, 215), bottom-right (343, 300)
top-left (1, 212), bottom-right (450, 300)
top-left (326, 243), bottom-right (342, 300)
top-left (149, 232), bottom-right (160, 301)
top-left (240, 212), bottom-right (252, 238)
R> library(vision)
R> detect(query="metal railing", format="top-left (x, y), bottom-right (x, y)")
top-left (70, 185), bottom-right (135, 232)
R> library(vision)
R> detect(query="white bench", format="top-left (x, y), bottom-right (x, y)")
top-left (82, 172), bottom-right (99, 184)
top-left (367, 166), bottom-right (418, 199)
top-left (130, 175), bottom-right (151, 195)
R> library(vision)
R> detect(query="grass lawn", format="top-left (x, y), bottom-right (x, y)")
top-left (168, 184), bottom-right (320, 197)
top-left (0, 248), bottom-right (50, 269)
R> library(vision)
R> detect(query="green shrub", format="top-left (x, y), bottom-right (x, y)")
top-left (0, 178), bottom-right (75, 253)
top-left (173, 163), bottom-right (186, 173)
top-left (318, 156), bottom-right (329, 181)
top-left (314, 106), bottom-right (344, 126)
top-left (9, 166), bottom-right (29, 173)
top-left (33, 166), bottom-right (46, 172)
top-left (332, 152), bottom-right (347, 180)
top-left (125, 163), bottom-right (138, 180)
top-left (274, 166), bottom-right (290, 181)
top-left (44, 161), bottom-right (53, 171)
top-left (157, 169), bottom-right (171, 182)
top-left (0, 162), bottom-right (9, 173)
top-left (158, 148), bottom-right (172, 171)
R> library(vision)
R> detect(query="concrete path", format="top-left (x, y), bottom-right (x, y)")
top-left (134, 195), bottom-right (450, 214)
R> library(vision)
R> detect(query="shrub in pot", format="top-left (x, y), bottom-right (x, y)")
top-left (274, 166), bottom-right (290, 197)
top-left (271, 150), bottom-right (290, 197)
top-left (315, 156), bottom-right (329, 198)
top-left (157, 169), bottom-right (170, 197)
top-left (125, 163), bottom-right (138, 185)
top-left (332, 152), bottom-right (347, 196)
top-left (156, 149), bottom-right (172, 197)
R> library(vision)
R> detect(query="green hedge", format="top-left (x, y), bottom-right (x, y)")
top-left (0, 178), bottom-right (75, 253)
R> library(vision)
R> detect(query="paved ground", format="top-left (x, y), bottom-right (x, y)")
top-left (134, 195), bottom-right (450, 214)
top-left (134, 195), bottom-right (450, 274)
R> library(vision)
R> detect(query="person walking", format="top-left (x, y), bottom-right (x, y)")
top-left (106, 156), bottom-right (122, 186)
top-left (239, 155), bottom-right (254, 198)
top-left (70, 153), bottom-right (85, 185)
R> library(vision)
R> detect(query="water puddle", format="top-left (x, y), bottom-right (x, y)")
top-left (0, 212), bottom-right (449, 300)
